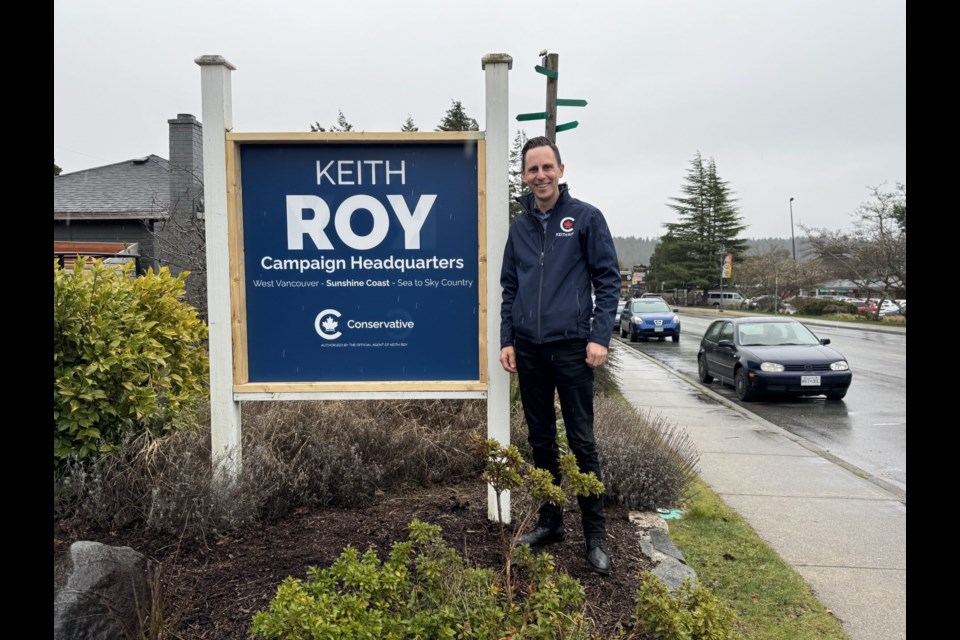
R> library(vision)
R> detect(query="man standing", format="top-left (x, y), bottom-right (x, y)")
top-left (499, 136), bottom-right (620, 575)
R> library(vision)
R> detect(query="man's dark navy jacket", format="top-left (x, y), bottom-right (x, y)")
top-left (500, 184), bottom-right (621, 349)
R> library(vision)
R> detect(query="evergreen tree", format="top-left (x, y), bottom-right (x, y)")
top-left (401, 115), bottom-right (418, 132)
top-left (435, 99), bottom-right (479, 131)
top-left (657, 152), bottom-right (747, 291)
top-left (54, 159), bottom-right (62, 176)
top-left (508, 129), bottom-right (529, 220)
top-left (310, 109), bottom-right (355, 132)
top-left (330, 109), bottom-right (354, 132)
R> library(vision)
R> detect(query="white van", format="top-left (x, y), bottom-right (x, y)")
top-left (706, 291), bottom-right (744, 307)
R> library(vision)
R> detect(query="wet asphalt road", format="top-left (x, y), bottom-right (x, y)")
top-left (614, 311), bottom-right (906, 496)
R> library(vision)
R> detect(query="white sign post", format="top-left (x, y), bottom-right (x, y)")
top-left (482, 53), bottom-right (513, 522)
top-left (196, 55), bottom-right (242, 482)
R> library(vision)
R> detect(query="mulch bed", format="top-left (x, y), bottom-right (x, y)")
top-left (54, 479), bottom-right (655, 638)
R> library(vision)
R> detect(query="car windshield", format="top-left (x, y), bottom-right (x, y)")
top-left (630, 299), bottom-right (671, 313)
top-left (737, 322), bottom-right (820, 346)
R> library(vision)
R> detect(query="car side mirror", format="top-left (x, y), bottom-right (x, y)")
top-left (820, 338), bottom-right (831, 346)
top-left (673, 308), bottom-right (679, 312)
top-left (718, 339), bottom-right (735, 348)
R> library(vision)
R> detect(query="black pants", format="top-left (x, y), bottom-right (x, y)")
top-left (515, 338), bottom-right (606, 539)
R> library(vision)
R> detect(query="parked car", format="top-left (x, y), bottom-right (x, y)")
top-left (879, 301), bottom-right (906, 317)
top-left (697, 317), bottom-right (852, 401)
top-left (615, 299), bottom-right (627, 331)
top-left (619, 297), bottom-right (681, 342)
top-left (851, 300), bottom-right (877, 315)
top-left (744, 295), bottom-right (797, 314)
top-left (705, 290), bottom-right (745, 308)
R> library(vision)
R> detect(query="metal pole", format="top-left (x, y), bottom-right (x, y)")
top-left (719, 247), bottom-right (725, 313)
top-left (775, 275), bottom-right (779, 316)
top-left (789, 197), bottom-right (796, 261)
top-left (544, 53), bottom-right (558, 142)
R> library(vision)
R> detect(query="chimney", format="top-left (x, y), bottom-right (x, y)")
top-left (168, 114), bottom-right (204, 219)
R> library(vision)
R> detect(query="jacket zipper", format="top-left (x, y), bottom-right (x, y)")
top-left (537, 220), bottom-right (545, 342)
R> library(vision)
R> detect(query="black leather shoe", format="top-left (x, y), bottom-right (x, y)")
top-left (517, 523), bottom-right (566, 548)
top-left (585, 537), bottom-right (612, 575)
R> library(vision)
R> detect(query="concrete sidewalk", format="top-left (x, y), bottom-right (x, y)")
top-left (613, 344), bottom-right (906, 640)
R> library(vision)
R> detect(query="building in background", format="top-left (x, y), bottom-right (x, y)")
top-left (54, 115), bottom-right (207, 312)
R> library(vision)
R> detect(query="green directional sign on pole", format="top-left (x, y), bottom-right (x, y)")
top-left (514, 53), bottom-right (589, 142)
top-left (516, 112), bottom-right (548, 121)
top-left (534, 65), bottom-right (558, 79)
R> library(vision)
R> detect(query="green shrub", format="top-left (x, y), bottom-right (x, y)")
top-left (474, 434), bottom-right (603, 605)
top-left (633, 572), bottom-right (741, 640)
top-left (793, 298), bottom-right (856, 316)
top-left (54, 258), bottom-right (208, 469)
top-left (250, 519), bottom-right (593, 639)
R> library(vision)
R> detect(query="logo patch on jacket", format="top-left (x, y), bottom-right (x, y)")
top-left (556, 216), bottom-right (576, 237)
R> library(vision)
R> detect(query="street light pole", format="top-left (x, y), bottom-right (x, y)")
top-left (789, 197), bottom-right (796, 261)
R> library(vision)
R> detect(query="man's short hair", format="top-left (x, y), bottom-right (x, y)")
top-left (521, 136), bottom-right (562, 170)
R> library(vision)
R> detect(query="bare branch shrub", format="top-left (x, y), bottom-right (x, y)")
top-left (593, 344), bottom-right (622, 397)
top-left (594, 396), bottom-right (699, 510)
top-left (55, 399), bottom-right (487, 536)
top-left (506, 381), bottom-right (699, 512)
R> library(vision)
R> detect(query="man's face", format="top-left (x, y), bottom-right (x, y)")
top-left (523, 145), bottom-right (565, 210)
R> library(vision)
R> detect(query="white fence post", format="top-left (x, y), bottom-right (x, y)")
top-left (196, 55), bottom-right (242, 482)
top-left (482, 53), bottom-right (513, 522)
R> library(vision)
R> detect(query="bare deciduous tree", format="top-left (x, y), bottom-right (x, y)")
top-left (148, 173), bottom-right (207, 318)
top-left (734, 248), bottom-right (827, 305)
top-left (803, 183), bottom-right (906, 311)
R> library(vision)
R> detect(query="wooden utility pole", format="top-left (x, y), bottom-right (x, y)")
top-left (544, 53), bottom-right (559, 142)
top-left (517, 52), bottom-right (584, 137)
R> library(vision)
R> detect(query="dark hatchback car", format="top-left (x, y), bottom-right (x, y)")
top-left (619, 297), bottom-right (681, 342)
top-left (697, 317), bottom-right (852, 401)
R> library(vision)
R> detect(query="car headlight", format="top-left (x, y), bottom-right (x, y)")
top-left (672, 315), bottom-right (680, 324)
top-left (632, 316), bottom-right (642, 323)
top-left (830, 361), bottom-right (850, 371)
top-left (760, 362), bottom-right (784, 372)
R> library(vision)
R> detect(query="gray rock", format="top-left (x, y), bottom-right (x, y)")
top-left (648, 528), bottom-right (687, 564)
top-left (636, 525), bottom-right (698, 591)
top-left (652, 557), bottom-right (699, 590)
top-left (54, 541), bottom-right (152, 640)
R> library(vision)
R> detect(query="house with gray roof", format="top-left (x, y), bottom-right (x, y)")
top-left (54, 114), bottom-right (207, 310)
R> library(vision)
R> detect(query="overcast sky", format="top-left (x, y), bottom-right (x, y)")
top-left (54, 0), bottom-right (904, 240)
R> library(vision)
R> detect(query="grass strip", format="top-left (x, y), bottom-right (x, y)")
top-left (667, 478), bottom-right (849, 640)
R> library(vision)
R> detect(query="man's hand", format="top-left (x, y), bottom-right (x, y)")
top-left (586, 342), bottom-right (608, 368)
top-left (500, 346), bottom-right (517, 373)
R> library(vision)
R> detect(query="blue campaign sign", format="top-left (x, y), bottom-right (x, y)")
top-left (239, 141), bottom-right (481, 382)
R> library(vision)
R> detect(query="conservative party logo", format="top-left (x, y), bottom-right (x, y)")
top-left (557, 216), bottom-right (576, 237)
top-left (314, 308), bottom-right (342, 340)
top-left (314, 307), bottom-right (417, 341)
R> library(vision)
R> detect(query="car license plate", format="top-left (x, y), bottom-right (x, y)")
top-left (654, 327), bottom-right (664, 332)
top-left (800, 375), bottom-right (821, 386)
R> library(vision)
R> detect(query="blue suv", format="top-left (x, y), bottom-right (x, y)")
top-left (619, 297), bottom-right (681, 342)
